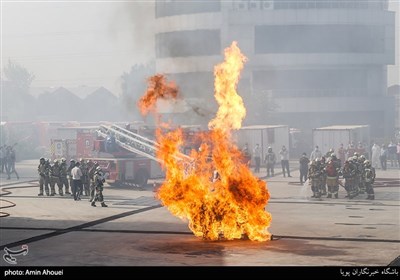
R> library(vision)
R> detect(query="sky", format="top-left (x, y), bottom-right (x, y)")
top-left (1, 0), bottom-right (156, 96)
top-left (1, 0), bottom-right (399, 97)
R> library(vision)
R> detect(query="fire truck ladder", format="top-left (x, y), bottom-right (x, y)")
top-left (96, 124), bottom-right (192, 166)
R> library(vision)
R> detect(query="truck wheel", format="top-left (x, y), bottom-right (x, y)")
top-left (135, 170), bottom-right (149, 188)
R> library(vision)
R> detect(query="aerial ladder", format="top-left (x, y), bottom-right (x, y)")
top-left (96, 124), bottom-right (193, 167)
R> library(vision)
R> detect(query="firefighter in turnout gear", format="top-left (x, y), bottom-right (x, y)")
top-left (308, 159), bottom-right (323, 198)
top-left (342, 159), bottom-right (357, 199)
top-left (319, 156), bottom-right (327, 196)
top-left (44, 159), bottom-right (51, 194)
top-left (363, 160), bottom-right (376, 200)
top-left (50, 159), bottom-right (63, 196)
top-left (79, 158), bottom-right (90, 196)
top-left (357, 155), bottom-right (366, 194)
top-left (324, 156), bottom-right (340, 198)
top-left (88, 161), bottom-right (99, 202)
top-left (352, 155), bottom-right (361, 197)
top-left (38, 157), bottom-right (49, 196)
top-left (91, 166), bottom-right (108, 207)
top-left (59, 158), bottom-right (71, 195)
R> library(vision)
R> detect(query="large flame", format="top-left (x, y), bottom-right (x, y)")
top-left (139, 41), bottom-right (272, 241)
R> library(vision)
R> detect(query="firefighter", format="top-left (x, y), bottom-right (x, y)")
top-left (59, 158), bottom-right (70, 195)
top-left (79, 158), bottom-right (90, 196)
top-left (44, 159), bottom-right (51, 194)
top-left (342, 159), bottom-right (357, 199)
top-left (363, 160), bottom-right (376, 200)
top-left (91, 166), bottom-right (108, 207)
top-left (88, 161), bottom-right (99, 202)
top-left (358, 155), bottom-right (366, 194)
top-left (352, 155), bottom-right (361, 196)
top-left (50, 159), bottom-right (62, 196)
top-left (308, 159), bottom-right (323, 198)
top-left (299, 152), bottom-right (310, 184)
top-left (319, 156), bottom-right (327, 196)
top-left (324, 157), bottom-right (339, 198)
top-left (37, 157), bottom-right (49, 196)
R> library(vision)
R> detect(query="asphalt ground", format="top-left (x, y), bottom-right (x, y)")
top-left (0, 160), bottom-right (399, 275)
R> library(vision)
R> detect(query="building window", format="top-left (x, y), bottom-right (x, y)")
top-left (156, 0), bottom-right (221, 18)
top-left (255, 25), bottom-right (385, 54)
top-left (253, 69), bottom-right (368, 97)
top-left (156, 30), bottom-right (221, 58)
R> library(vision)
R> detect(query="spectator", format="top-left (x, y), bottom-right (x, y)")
top-left (279, 145), bottom-right (291, 177)
top-left (388, 141), bottom-right (397, 168)
top-left (380, 145), bottom-right (388, 171)
top-left (371, 142), bottom-right (381, 169)
top-left (264, 146), bottom-right (276, 177)
top-left (253, 144), bottom-right (261, 173)
top-left (6, 145), bottom-right (19, 180)
top-left (397, 141), bottom-right (400, 169)
top-left (338, 143), bottom-right (346, 167)
top-left (0, 145), bottom-right (5, 173)
top-left (310, 146), bottom-right (322, 161)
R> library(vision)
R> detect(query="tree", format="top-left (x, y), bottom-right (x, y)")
top-left (3, 59), bottom-right (35, 95)
top-left (2, 60), bottom-right (36, 121)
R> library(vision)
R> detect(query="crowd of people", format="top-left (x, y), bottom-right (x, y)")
top-left (303, 151), bottom-right (376, 200)
top-left (37, 157), bottom-right (108, 207)
top-left (241, 142), bottom-right (381, 200)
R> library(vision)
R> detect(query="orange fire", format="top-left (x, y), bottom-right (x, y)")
top-left (139, 41), bottom-right (272, 241)
top-left (137, 74), bottom-right (179, 116)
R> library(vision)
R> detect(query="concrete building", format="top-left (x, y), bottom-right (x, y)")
top-left (154, 0), bottom-right (396, 138)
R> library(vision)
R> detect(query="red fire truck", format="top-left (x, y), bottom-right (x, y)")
top-left (50, 125), bottom-right (164, 188)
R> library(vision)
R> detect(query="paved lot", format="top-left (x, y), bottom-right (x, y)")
top-left (0, 160), bottom-right (399, 268)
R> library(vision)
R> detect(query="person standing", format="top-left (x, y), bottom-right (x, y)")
top-left (59, 158), bottom-right (71, 195)
top-left (338, 143), bottom-right (346, 167)
top-left (397, 141), bottom-right (400, 169)
top-left (308, 159), bottom-right (323, 198)
top-left (88, 161), bottom-right (99, 202)
top-left (371, 142), bottom-right (381, 169)
top-left (0, 145), bottom-right (5, 173)
top-left (71, 161), bottom-right (83, 201)
top-left (253, 144), bottom-right (261, 173)
top-left (380, 145), bottom-right (388, 171)
top-left (310, 146), bottom-right (322, 161)
top-left (37, 157), bottom-right (49, 196)
top-left (299, 152), bottom-right (310, 184)
top-left (67, 159), bottom-right (76, 196)
top-left (388, 141), bottom-right (397, 167)
top-left (91, 166), bottom-right (108, 207)
top-left (264, 147), bottom-right (276, 177)
top-left (6, 146), bottom-right (19, 180)
top-left (49, 159), bottom-right (62, 196)
top-left (241, 143), bottom-right (251, 167)
top-left (363, 160), bottom-right (376, 200)
top-left (279, 145), bottom-right (291, 177)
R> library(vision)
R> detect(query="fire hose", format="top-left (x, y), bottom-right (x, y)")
top-left (0, 180), bottom-right (37, 218)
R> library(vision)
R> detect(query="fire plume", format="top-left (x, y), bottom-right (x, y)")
top-left (208, 41), bottom-right (247, 133)
top-left (139, 41), bottom-right (272, 241)
top-left (137, 74), bottom-right (179, 115)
